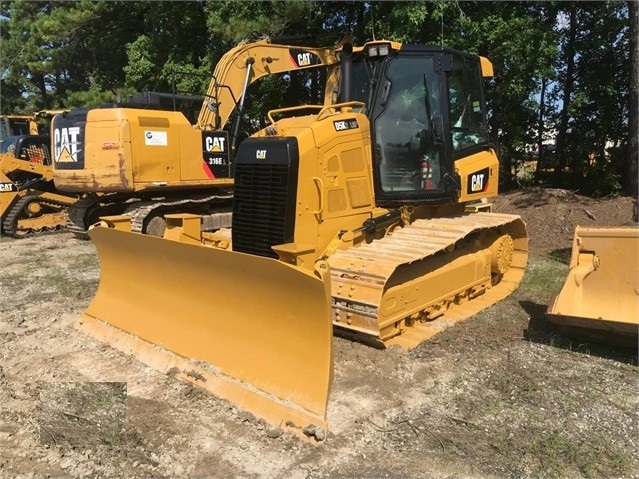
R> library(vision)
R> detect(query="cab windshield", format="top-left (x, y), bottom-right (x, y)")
top-left (374, 56), bottom-right (441, 193)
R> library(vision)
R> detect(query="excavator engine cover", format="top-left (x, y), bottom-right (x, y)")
top-left (546, 226), bottom-right (638, 346)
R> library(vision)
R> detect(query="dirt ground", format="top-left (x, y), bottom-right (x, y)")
top-left (0, 187), bottom-right (637, 479)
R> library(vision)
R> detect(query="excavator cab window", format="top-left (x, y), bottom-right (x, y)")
top-left (346, 52), bottom-right (387, 108)
top-left (348, 56), bottom-right (372, 105)
top-left (0, 117), bottom-right (10, 142)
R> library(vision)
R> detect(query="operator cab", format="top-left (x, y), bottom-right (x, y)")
top-left (1, 135), bottom-right (52, 165)
top-left (346, 44), bottom-right (491, 206)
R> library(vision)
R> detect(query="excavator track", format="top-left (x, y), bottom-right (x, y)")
top-left (68, 192), bottom-right (234, 239)
top-left (2, 194), bottom-right (75, 238)
top-left (66, 196), bottom-right (109, 240)
top-left (328, 212), bottom-right (528, 349)
top-left (123, 192), bottom-right (234, 235)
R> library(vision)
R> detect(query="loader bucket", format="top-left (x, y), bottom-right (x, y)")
top-left (76, 226), bottom-right (333, 439)
top-left (546, 226), bottom-right (638, 346)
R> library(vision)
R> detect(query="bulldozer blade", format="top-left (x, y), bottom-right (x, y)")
top-left (546, 226), bottom-right (638, 346)
top-left (76, 227), bottom-right (333, 439)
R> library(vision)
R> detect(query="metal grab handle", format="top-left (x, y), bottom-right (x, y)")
top-left (267, 105), bottom-right (323, 124)
top-left (312, 176), bottom-right (324, 219)
top-left (266, 101), bottom-right (366, 124)
top-left (316, 101), bottom-right (366, 121)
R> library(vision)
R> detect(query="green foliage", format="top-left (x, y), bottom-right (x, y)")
top-left (123, 36), bottom-right (156, 90)
top-left (0, 0), bottom-right (633, 197)
top-left (204, 1), bottom-right (314, 42)
top-left (65, 88), bottom-right (116, 109)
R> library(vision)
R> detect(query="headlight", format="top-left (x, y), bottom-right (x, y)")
top-left (378, 44), bottom-right (390, 56)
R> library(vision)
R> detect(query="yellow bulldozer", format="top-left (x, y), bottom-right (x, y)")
top-left (75, 39), bottom-right (529, 440)
top-left (546, 225), bottom-right (638, 347)
top-left (51, 36), bottom-right (347, 238)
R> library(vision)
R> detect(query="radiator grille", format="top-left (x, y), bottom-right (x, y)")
top-left (232, 138), bottom-right (299, 258)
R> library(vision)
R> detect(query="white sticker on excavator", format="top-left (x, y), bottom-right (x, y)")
top-left (144, 131), bottom-right (168, 146)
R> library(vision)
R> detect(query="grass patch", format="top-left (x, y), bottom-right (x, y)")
top-left (70, 252), bottom-right (99, 270)
top-left (0, 272), bottom-right (25, 297)
top-left (525, 428), bottom-right (633, 478)
top-left (516, 253), bottom-right (568, 300)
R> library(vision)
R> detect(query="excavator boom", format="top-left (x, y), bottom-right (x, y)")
top-left (52, 35), bottom-right (351, 237)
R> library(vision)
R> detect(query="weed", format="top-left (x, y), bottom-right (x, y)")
top-left (490, 430), bottom-right (511, 454)
top-left (526, 429), bottom-right (579, 477)
top-left (450, 375), bottom-right (464, 390)
top-left (70, 253), bottom-right (98, 270)
top-left (523, 427), bottom-right (634, 479)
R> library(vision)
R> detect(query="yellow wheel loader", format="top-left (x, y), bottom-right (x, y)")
top-left (51, 36), bottom-right (348, 238)
top-left (76, 40), bottom-right (528, 440)
top-left (0, 134), bottom-right (78, 237)
top-left (546, 226), bottom-right (638, 347)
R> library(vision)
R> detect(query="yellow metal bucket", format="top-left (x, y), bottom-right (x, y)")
top-left (77, 226), bottom-right (333, 439)
top-left (546, 226), bottom-right (638, 345)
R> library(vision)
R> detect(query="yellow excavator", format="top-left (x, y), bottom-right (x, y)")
top-left (75, 40), bottom-right (528, 440)
top-left (546, 226), bottom-right (638, 347)
top-left (51, 36), bottom-right (346, 238)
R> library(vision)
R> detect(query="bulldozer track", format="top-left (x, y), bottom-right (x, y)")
top-left (2, 194), bottom-right (76, 238)
top-left (328, 212), bottom-right (528, 349)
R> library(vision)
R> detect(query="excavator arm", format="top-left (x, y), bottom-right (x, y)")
top-left (195, 36), bottom-right (346, 132)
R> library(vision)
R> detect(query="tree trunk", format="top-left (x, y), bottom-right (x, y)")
top-left (534, 77), bottom-right (547, 183)
top-left (492, 78), bottom-right (513, 191)
top-left (35, 73), bottom-right (50, 109)
top-left (555, 2), bottom-right (577, 180)
top-left (627, 0), bottom-right (639, 213)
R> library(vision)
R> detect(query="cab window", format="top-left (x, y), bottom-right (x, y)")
top-left (448, 56), bottom-right (489, 153)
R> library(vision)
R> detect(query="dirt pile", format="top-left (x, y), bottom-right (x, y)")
top-left (492, 187), bottom-right (636, 251)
